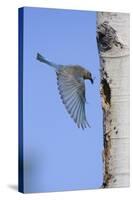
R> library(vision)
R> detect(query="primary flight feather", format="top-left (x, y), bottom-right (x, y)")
top-left (36, 53), bottom-right (93, 129)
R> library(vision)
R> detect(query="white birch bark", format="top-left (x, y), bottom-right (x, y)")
top-left (97, 12), bottom-right (130, 188)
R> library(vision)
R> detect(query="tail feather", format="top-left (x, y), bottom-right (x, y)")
top-left (36, 53), bottom-right (46, 63)
top-left (36, 53), bottom-right (60, 69)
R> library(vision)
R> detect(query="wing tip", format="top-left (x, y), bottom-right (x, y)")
top-left (76, 120), bottom-right (91, 130)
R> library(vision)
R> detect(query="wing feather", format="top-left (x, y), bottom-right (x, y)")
top-left (57, 70), bottom-right (90, 129)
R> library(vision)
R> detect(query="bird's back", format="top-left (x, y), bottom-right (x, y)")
top-left (58, 65), bottom-right (86, 78)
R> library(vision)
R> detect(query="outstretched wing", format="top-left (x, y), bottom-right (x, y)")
top-left (56, 70), bottom-right (90, 129)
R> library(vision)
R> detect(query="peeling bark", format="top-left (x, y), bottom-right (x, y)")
top-left (97, 12), bottom-right (130, 188)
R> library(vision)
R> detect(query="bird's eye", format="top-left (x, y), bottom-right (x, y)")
top-left (87, 72), bottom-right (91, 78)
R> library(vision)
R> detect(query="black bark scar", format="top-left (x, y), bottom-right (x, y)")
top-left (97, 21), bottom-right (124, 52)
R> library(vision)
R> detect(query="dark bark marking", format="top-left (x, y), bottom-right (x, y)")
top-left (101, 78), bottom-right (111, 105)
top-left (97, 21), bottom-right (124, 52)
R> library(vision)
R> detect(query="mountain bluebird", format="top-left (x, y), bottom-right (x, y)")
top-left (36, 53), bottom-right (93, 129)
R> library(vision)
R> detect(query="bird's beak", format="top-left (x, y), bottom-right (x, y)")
top-left (90, 77), bottom-right (94, 84)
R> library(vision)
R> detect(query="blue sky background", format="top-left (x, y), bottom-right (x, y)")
top-left (23, 7), bottom-right (103, 193)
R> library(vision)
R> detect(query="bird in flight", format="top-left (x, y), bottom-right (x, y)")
top-left (36, 53), bottom-right (93, 129)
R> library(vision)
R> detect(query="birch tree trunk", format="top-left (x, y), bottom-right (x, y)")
top-left (96, 12), bottom-right (130, 188)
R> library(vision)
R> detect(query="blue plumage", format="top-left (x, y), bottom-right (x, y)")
top-left (37, 53), bottom-right (93, 129)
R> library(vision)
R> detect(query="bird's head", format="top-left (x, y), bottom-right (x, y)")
top-left (84, 70), bottom-right (94, 84)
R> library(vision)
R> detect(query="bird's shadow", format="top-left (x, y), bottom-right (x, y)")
top-left (8, 184), bottom-right (18, 191)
